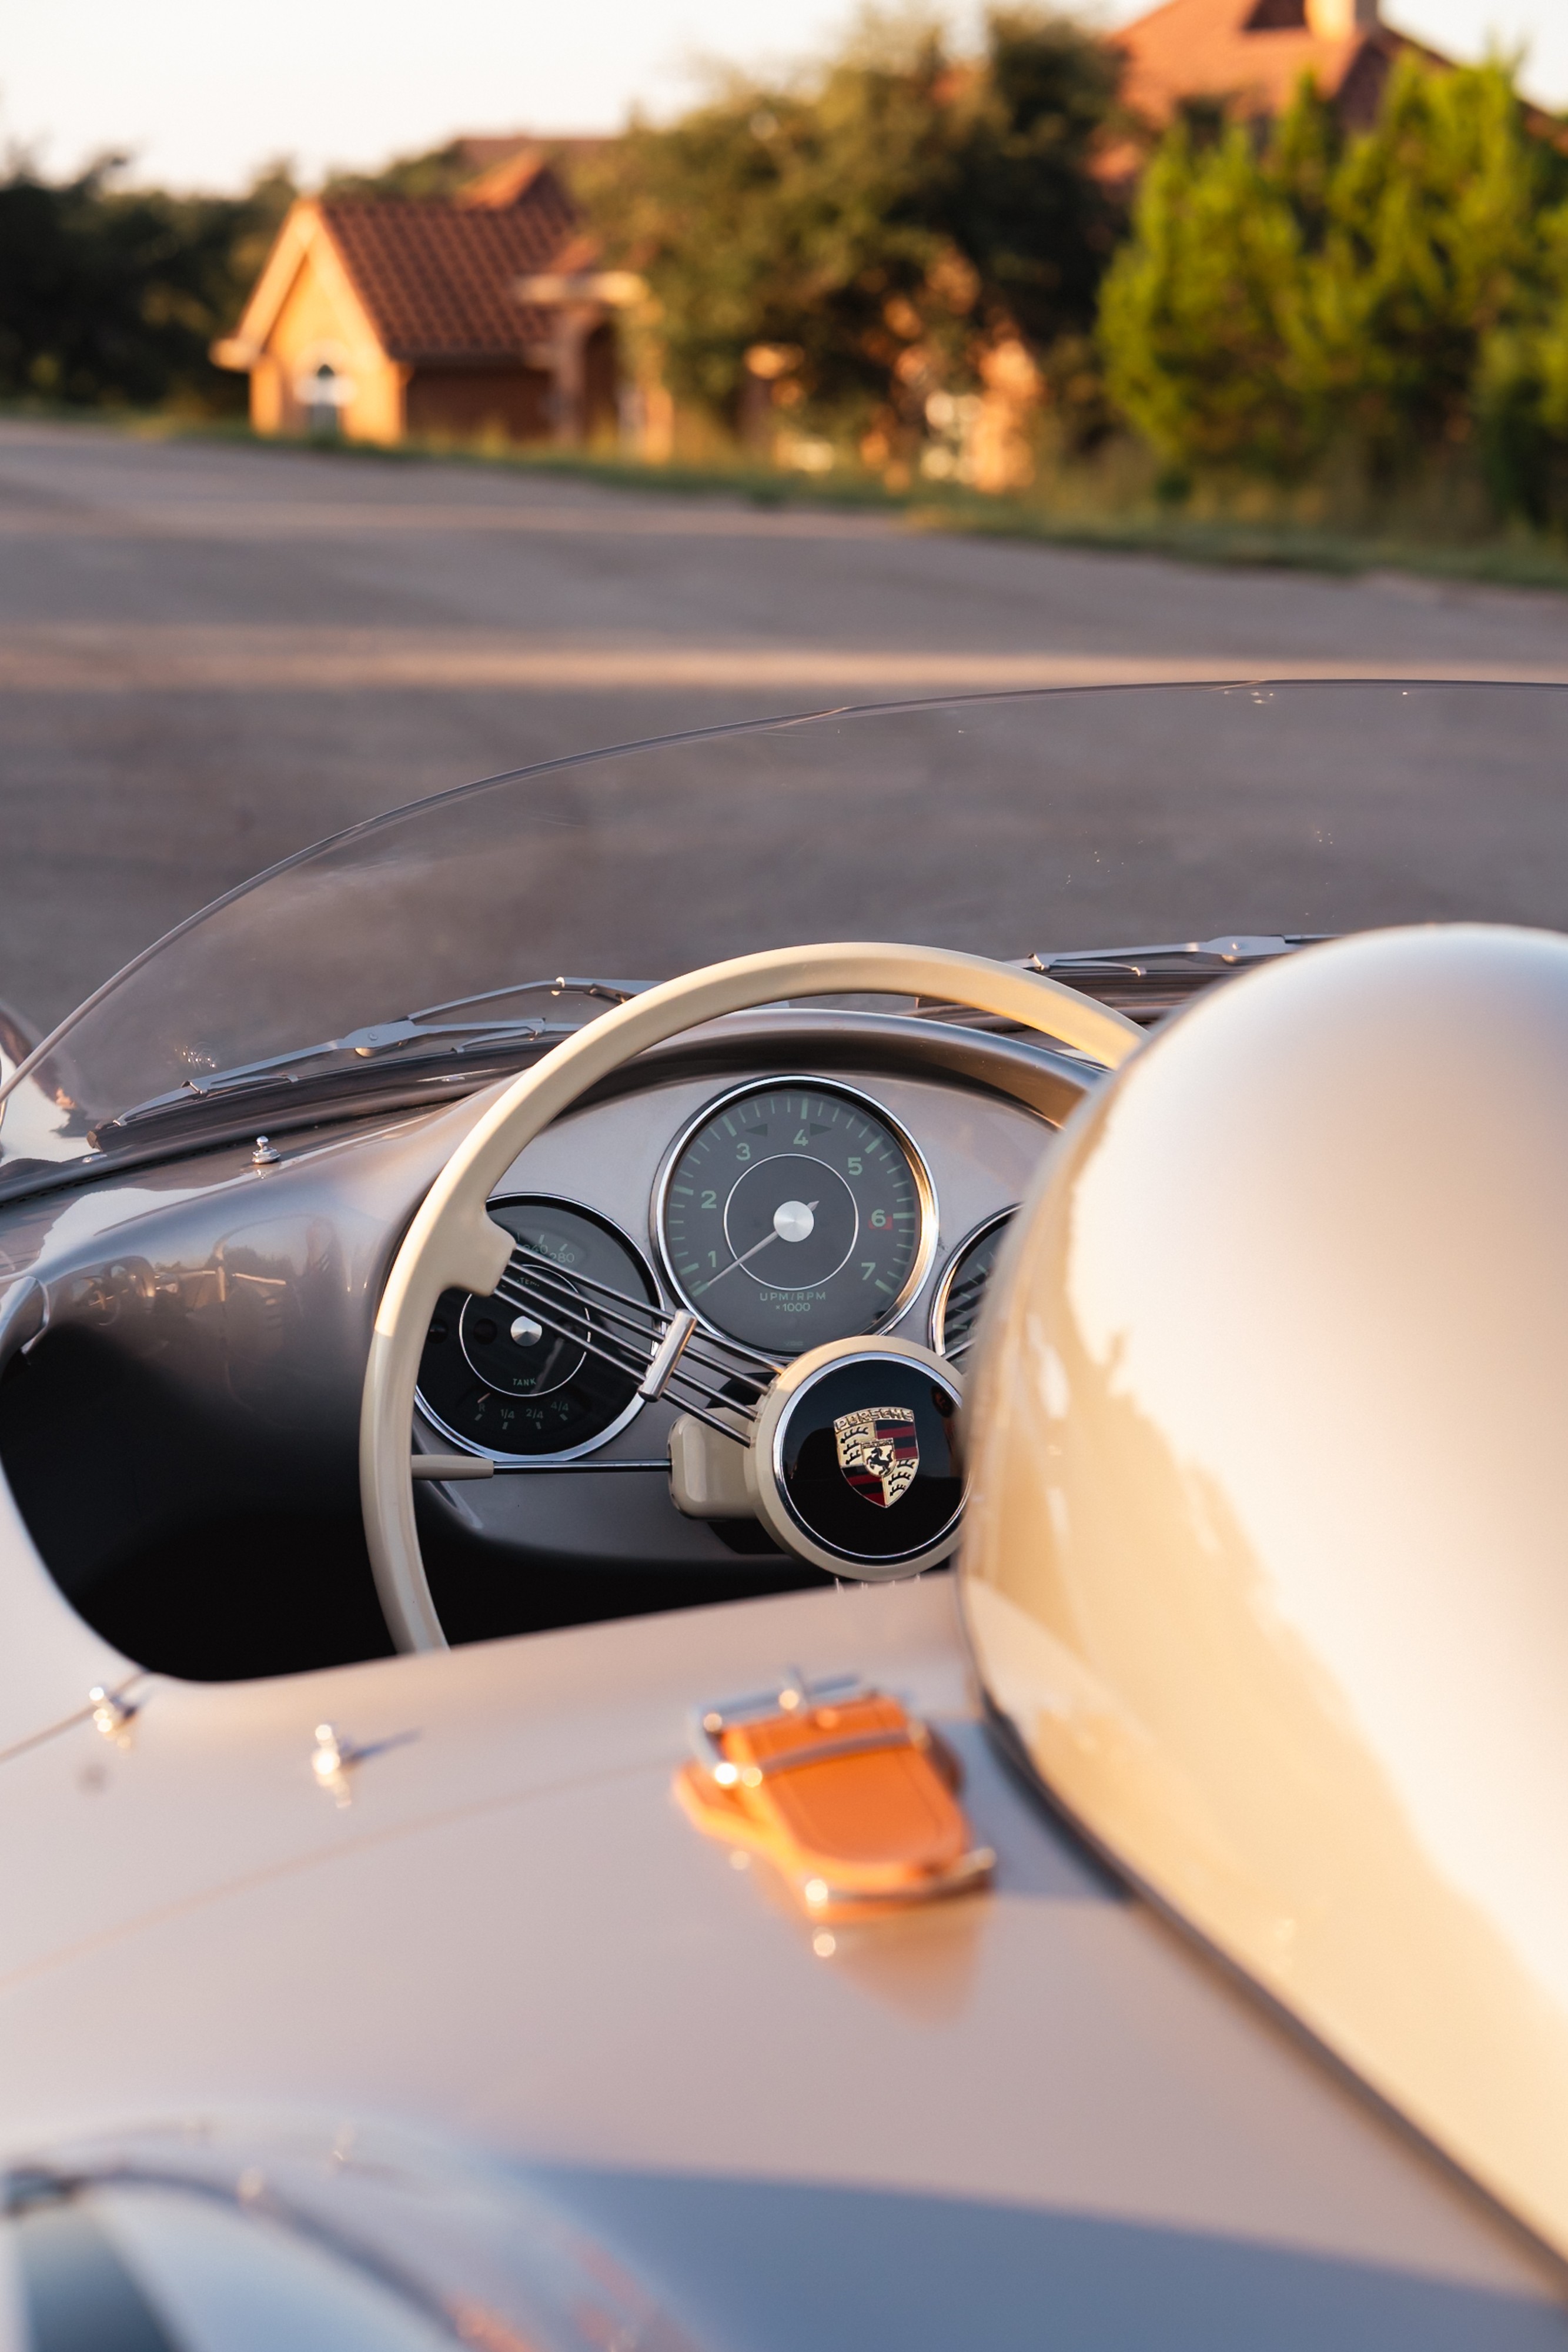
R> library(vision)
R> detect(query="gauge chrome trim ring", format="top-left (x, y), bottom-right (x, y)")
top-left (415, 1191), bottom-right (658, 1466)
top-left (929, 1207), bottom-right (1017, 1356)
top-left (651, 1074), bottom-right (938, 1355)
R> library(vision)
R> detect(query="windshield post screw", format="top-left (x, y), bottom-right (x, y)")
top-left (88, 1684), bottom-right (137, 1746)
top-left (312, 1722), bottom-right (353, 1806)
top-left (250, 1136), bottom-right (281, 1168)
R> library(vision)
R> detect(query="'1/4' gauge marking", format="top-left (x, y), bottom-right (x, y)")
top-left (657, 1080), bottom-right (934, 1354)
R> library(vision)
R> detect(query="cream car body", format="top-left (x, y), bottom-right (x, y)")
top-left (1, 686), bottom-right (1565, 2350)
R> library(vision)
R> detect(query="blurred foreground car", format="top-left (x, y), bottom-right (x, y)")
top-left (1, 683), bottom-right (1567, 2349)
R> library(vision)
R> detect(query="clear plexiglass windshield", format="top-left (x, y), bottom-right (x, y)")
top-left (4, 680), bottom-right (1567, 1194)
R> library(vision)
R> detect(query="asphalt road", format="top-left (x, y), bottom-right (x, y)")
top-left (3, 419), bottom-right (1568, 1032)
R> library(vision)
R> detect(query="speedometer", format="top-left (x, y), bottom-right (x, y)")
top-left (656, 1079), bottom-right (934, 1354)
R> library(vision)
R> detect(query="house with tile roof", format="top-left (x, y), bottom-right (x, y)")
top-left (1111, 0), bottom-right (1445, 151)
top-left (213, 158), bottom-right (632, 447)
top-left (452, 134), bottom-right (618, 186)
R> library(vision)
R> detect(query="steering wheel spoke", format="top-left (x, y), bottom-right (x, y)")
top-left (492, 1242), bottom-right (781, 1440)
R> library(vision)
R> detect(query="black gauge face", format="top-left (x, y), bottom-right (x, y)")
top-left (417, 1200), bottom-right (655, 1459)
top-left (660, 1083), bottom-right (930, 1354)
top-left (933, 1214), bottom-right (1014, 1359)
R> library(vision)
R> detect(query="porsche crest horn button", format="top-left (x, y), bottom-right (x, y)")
top-left (834, 1406), bottom-right (919, 1508)
top-left (746, 1338), bottom-right (965, 1578)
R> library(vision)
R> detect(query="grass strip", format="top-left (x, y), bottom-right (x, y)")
top-left (14, 403), bottom-right (1568, 596)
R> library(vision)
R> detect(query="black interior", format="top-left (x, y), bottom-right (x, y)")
top-left (0, 1322), bottom-right (826, 1682)
top-left (0, 1020), bottom-right (1054, 1685)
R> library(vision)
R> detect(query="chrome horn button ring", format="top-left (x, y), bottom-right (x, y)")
top-left (748, 1337), bottom-right (965, 1579)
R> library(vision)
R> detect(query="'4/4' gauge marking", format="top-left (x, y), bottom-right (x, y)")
top-left (658, 1081), bottom-right (933, 1354)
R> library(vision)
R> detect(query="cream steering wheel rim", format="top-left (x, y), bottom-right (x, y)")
top-left (360, 941), bottom-right (1142, 1652)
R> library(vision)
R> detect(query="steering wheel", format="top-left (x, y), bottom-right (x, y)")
top-left (360, 943), bottom-right (1142, 1651)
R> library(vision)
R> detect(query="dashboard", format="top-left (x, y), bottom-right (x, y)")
top-left (0, 1013), bottom-right (1076, 1679)
top-left (412, 1064), bottom-right (1044, 1477)
top-left (415, 1073), bottom-right (1025, 1469)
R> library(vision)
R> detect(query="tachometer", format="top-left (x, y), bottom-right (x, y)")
top-left (657, 1080), bottom-right (934, 1354)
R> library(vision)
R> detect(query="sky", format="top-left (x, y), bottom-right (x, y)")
top-left (1, 0), bottom-right (1564, 195)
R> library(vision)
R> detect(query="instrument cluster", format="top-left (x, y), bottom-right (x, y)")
top-left (415, 1074), bottom-right (1019, 1467)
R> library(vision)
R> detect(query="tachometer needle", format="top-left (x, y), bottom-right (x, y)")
top-left (696, 1202), bottom-right (818, 1295)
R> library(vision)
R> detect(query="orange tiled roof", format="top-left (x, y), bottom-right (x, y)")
top-left (454, 133), bottom-right (616, 180)
top-left (1111, 0), bottom-right (1430, 131)
top-left (317, 170), bottom-right (580, 364)
top-left (455, 151), bottom-right (550, 211)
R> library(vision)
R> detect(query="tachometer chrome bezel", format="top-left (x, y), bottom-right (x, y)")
top-left (416, 1191), bottom-right (660, 1465)
top-left (651, 1074), bottom-right (938, 1356)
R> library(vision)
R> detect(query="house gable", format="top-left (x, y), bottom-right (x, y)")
top-left (1108, 0), bottom-right (1444, 142)
top-left (213, 158), bottom-right (623, 447)
top-left (1114, 0), bottom-right (1365, 128)
top-left (215, 203), bottom-right (389, 374)
top-left (270, 236), bottom-right (408, 440)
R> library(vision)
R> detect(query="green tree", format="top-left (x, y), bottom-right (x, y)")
top-left (1098, 119), bottom-right (1323, 480)
top-left (587, 9), bottom-right (1124, 459)
top-left (1476, 203), bottom-right (1568, 527)
top-left (943, 11), bottom-right (1124, 350)
top-left (0, 158), bottom-right (295, 413)
top-left (1306, 60), bottom-right (1547, 474)
top-left (1100, 59), bottom-right (1556, 490)
top-left (320, 141), bottom-right (479, 202)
